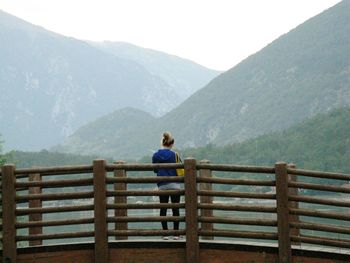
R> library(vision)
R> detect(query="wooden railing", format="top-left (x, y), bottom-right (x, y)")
top-left (0, 159), bottom-right (350, 263)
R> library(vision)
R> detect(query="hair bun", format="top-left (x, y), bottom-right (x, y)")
top-left (162, 131), bottom-right (174, 146)
top-left (163, 132), bottom-right (170, 140)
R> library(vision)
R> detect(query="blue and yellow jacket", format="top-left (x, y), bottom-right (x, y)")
top-left (152, 149), bottom-right (178, 186)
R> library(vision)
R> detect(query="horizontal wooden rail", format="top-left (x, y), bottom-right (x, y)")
top-left (289, 194), bottom-right (350, 207)
top-left (291, 235), bottom-right (350, 249)
top-left (198, 216), bottom-right (277, 226)
top-left (199, 229), bottom-right (278, 240)
top-left (16, 204), bottom-right (94, 215)
top-left (15, 191), bottom-right (94, 201)
top-left (106, 176), bottom-right (184, 184)
top-left (198, 190), bottom-right (276, 199)
top-left (198, 203), bottom-right (276, 213)
top-left (290, 207), bottom-right (350, 221)
top-left (289, 181), bottom-right (350, 193)
top-left (287, 168), bottom-right (350, 181)
top-left (107, 216), bottom-right (185, 223)
top-left (107, 229), bottom-right (186, 237)
top-left (197, 164), bottom-right (275, 173)
top-left (15, 165), bottom-right (93, 176)
top-left (15, 178), bottom-right (94, 188)
top-left (197, 177), bottom-right (275, 186)
top-left (13, 174), bottom-right (29, 179)
top-left (16, 231), bottom-right (95, 241)
top-left (16, 217), bottom-right (94, 228)
top-left (290, 221), bottom-right (350, 235)
top-left (106, 163), bottom-right (183, 172)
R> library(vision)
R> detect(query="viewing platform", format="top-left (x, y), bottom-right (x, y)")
top-left (1, 159), bottom-right (350, 263)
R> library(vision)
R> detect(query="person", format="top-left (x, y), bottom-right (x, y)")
top-left (152, 132), bottom-right (182, 240)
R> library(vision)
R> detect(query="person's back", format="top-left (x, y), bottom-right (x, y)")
top-left (152, 148), bottom-right (178, 188)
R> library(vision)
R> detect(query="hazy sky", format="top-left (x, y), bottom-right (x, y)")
top-left (0, 0), bottom-right (342, 71)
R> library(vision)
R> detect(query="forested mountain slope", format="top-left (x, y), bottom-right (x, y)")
top-left (181, 107), bottom-right (350, 174)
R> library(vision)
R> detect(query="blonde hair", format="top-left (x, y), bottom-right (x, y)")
top-left (161, 132), bottom-right (174, 147)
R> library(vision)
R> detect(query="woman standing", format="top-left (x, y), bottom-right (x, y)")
top-left (152, 132), bottom-right (182, 240)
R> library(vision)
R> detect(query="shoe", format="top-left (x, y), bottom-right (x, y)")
top-left (162, 236), bottom-right (170, 240)
top-left (173, 235), bottom-right (182, 240)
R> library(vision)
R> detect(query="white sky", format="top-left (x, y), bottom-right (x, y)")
top-left (0, 0), bottom-right (342, 71)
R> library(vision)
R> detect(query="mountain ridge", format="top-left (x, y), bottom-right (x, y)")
top-left (89, 41), bottom-right (221, 99)
top-left (0, 10), bottom-right (218, 151)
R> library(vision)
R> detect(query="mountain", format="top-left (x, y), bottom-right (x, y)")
top-left (58, 0), bottom-right (350, 159)
top-left (181, 107), bottom-right (350, 175)
top-left (0, 10), bottom-right (218, 151)
top-left (159, 0), bottom-right (350, 148)
top-left (54, 107), bottom-right (157, 158)
top-left (88, 41), bottom-right (221, 99)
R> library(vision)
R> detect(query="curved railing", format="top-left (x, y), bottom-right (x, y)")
top-left (0, 159), bottom-right (350, 263)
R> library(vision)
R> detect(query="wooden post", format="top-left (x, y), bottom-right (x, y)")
top-left (29, 172), bottom-right (43, 246)
top-left (93, 159), bottom-right (108, 263)
top-left (2, 164), bottom-right (17, 263)
top-left (275, 162), bottom-right (292, 263)
top-left (113, 161), bottom-right (127, 240)
top-left (288, 163), bottom-right (300, 246)
top-left (184, 158), bottom-right (199, 263)
top-left (199, 160), bottom-right (213, 240)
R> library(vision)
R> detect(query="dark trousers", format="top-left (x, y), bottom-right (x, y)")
top-left (159, 194), bottom-right (180, 230)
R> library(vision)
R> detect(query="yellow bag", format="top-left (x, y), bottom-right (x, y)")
top-left (176, 152), bottom-right (185, 176)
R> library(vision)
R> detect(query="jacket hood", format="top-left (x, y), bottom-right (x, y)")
top-left (153, 149), bottom-right (174, 162)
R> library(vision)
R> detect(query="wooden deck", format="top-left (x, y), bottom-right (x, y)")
top-left (9, 240), bottom-right (350, 263)
top-left (1, 159), bottom-right (350, 263)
